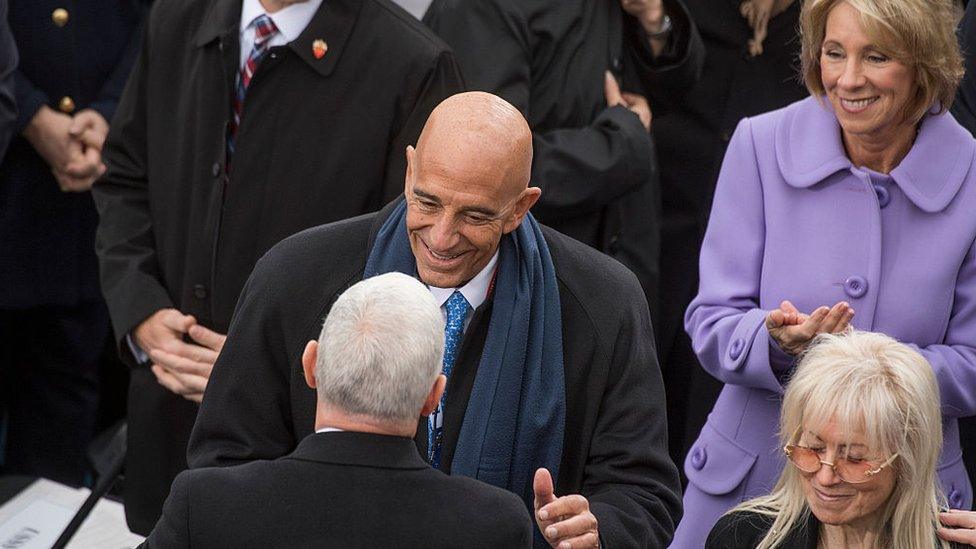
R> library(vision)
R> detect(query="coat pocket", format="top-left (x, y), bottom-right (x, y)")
top-left (685, 422), bottom-right (758, 496)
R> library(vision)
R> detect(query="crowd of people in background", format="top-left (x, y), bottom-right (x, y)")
top-left (2, 0), bottom-right (976, 547)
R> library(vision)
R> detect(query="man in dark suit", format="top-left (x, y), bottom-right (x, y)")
top-left (141, 272), bottom-right (532, 548)
top-left (0, 0), bottom-right (16, 159)
top-left (423, 0), bottom-right (704, 330)
top-left (0, 0), bottom-right (144, 486)
top-left (93, 0), bottom-right (462, 533)
top-left (189, 92), bottom-right (682, 547)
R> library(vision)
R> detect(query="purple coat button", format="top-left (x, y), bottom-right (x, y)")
top-left (690, 447), bottom-right (707, 470)
top-left (729, 338), bottom-right (744, 360)
top-left (844, 276), bottom-right (868, 298)
top-left (949, 487), bottom-right (963, 509)
top-left (873, 184), bottom-right (890, 208)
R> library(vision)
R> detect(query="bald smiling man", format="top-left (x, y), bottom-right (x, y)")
top-left (188, 92), bottom-right (682, 548)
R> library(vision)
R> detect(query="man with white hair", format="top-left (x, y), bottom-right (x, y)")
top-left (140, 272), bottom-right (532, 548)
top-left (190, 91), bottom-right (682, 548)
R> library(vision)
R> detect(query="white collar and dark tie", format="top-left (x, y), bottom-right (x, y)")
top-left (238, 0), bottom-right (324, 67)
top-left (425, 250), bottom-right (499, 468)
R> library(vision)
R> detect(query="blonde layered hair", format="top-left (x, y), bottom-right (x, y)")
top-left (731, 331), bottom-right (948, 549)
top-left (799, 0), bottom-right (964, 123)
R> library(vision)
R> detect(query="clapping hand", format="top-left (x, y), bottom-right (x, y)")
top-left (765, 300), bottom-right (854, 356)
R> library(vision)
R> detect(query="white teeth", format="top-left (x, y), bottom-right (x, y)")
top-left (842, 97), bottom-right (877, 109)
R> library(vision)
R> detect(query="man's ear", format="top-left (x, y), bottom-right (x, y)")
top-left (420, 374), bottom-right (447, 417)
top-left (504, 186), bottom-right (542, 233)
top-left (301, 340), bottom-right (318, 389)
top-left (404, 145), bottom-right (416, 195)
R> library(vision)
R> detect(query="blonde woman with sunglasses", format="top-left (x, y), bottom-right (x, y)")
top-left (706, 331), bottom-right (969, 549)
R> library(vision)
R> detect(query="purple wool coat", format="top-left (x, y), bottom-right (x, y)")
top-left (671, 96), bottom-right (976, 548)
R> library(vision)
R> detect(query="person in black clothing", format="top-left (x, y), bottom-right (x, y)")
top-left (423, 0), bottom-right (704, 328)
top-left (706, 331), bottom-right (965, 549)
top-left (188, 92), bottom-right (682, 548)
top-left (141, 273), bottom-right (532, 549)
top-left (93, 0), bottom-right (462, 533)
top-left (0, 0), bottom-right (144, 486)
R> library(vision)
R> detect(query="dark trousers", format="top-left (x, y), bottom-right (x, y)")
top-left (0, 302), bottom-right (107, 486)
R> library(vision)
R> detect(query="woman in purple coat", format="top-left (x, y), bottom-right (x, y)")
top-left (673, 0), bottom-right (974, 546)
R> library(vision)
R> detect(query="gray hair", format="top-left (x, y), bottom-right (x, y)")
top-left (315, 272), bottom-right (444, 423)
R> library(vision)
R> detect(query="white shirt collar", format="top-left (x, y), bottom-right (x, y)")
top-left (240, 0), bottom-right (324, 45)
top-left (315, 426), bottom-right (344, 434)
top-left (427, 250), bottom-right (499, 311)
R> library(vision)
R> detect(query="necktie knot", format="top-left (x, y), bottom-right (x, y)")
top-left (252, 15), bottom-right (279, 48)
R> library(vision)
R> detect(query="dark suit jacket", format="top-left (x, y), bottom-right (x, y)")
top-left (0, 0), bottom-right (143, 308)
top-left (141, 431), bottom-right (533, 548)
top-left (423, 0), bottom-right (703, 328)
top-left (93, 0), bottom-right (462, 534)
top-left (0, 0), bottom-right (16, 161)
top-left (188, 199), bottom-right (684, 547)
top-left (705, 510), bottom-right (967, 549)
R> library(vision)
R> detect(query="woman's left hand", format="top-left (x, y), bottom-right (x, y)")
top-left (939, 510), bottom-right (976, 546)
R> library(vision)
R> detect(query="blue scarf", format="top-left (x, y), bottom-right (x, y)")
top-left (364, 201), bottom-right (566, 518)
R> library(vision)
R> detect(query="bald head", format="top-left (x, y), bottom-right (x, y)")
top-left (415, 92), bottom-right (533, 197)
top-left (403, 92), bottom-right (541, 289)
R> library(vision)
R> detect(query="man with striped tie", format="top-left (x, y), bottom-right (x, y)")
top-left (92, 0), bottom-right (463, 534)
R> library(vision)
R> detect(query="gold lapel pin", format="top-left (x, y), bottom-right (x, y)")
top-left (312, 39), bottom-right (328, 60)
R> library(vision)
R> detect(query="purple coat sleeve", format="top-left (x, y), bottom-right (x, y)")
top-left (911, 239), bottom-right (976, 419)
top-left (683, 118), bottom-right (784, 395)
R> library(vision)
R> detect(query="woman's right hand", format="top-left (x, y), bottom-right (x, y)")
top-left (765, 300), bottom-right (854, 356)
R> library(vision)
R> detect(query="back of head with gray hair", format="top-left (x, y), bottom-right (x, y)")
top-left (315, 272), bottom-right (444, 423)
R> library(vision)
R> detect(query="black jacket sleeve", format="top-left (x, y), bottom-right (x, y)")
top-left (584, 273), bottom-right (683, 547)
top-left (424, 0), bottom-right (656, 219)
top-left (138, 470), bottom-right (192, 548)
top-left (624, 0), bottom-right (705, 108)
top-left (0, 0), bottom-right (16, 160)
top-left (381, 49), bottom-right (464, 204)
top-left (953, 0), bottom-right (976, 137)
top-left (92, 21), bottom-right (176, 362)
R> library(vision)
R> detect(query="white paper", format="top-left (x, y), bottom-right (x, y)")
top-left (0, 479), bottom-right (144, 549)
top-left (0, 499), bottom-right (75, 549)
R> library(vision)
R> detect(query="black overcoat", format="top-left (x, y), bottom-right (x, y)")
top-left (142, 432), bottom-right (533, 548)
top-left (651, 0), bottom-right (808, 465)
top-left (423, 0), bottom-right (704, 327)
top-left (1, 0), bottom-right (143, 308)
top-left (188, 199), bottom-right (684, 547)
top-left (92, 0), bottom-right (463, 533)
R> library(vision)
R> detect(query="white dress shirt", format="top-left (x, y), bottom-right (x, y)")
top-left (239, 0), bottom-right (324, 67)
top-left (427, 251), bottom-right (498, 332)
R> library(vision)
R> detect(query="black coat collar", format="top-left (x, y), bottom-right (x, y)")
top-left (285, 431), bottom-right (430, 470)
top-left (195, 0), bottom-right (361, 77)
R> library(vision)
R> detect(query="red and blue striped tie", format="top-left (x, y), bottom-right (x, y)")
top-left (228, 14), bottom-right (279, 158)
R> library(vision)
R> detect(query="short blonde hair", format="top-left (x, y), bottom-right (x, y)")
top-left (731, 331), bottom-right (948, 549)
top-left (799, 0), bottom-right (964, 123)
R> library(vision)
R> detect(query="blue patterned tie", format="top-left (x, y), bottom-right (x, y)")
top-left (428, 290), bottom-right (471, 468)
